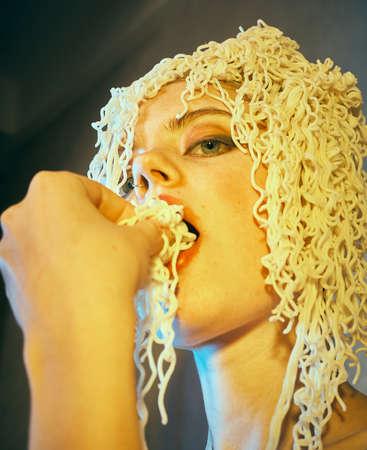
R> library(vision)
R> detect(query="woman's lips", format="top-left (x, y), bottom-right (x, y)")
top-left (158, 194), bottom-right (201, 272)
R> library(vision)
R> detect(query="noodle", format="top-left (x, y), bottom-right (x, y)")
top-left (119, 196), bottom-right (196, 449)
top-left (88, 19), bottom-right (367, 449)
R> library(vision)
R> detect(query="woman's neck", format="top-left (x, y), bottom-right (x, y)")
top-left (192, 317), bottom-right (296, 450)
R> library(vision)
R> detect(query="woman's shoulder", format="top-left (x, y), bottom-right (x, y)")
top-left (324, 383), bottom-right (367, 449)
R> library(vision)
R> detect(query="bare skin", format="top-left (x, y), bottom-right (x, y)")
top-left (1, 80), bottom-right (367, 449)
top-left (130, 81), bottom-right (367, 449)
top-left (0, 172), bottom-right (162, 450)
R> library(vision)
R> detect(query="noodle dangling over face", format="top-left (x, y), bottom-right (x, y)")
top-left (119, 196), bottom-right (196, 436)
top-left (88, 20), bottom-right (367, 450)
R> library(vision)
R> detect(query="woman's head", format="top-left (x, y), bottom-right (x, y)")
top-left (128, 80), bottom-right (276, 348)
top-left (89, 20), bottom-right (367, 449)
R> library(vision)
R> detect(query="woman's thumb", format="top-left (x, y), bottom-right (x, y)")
top-left (131, 220), bottom-right (163, 257)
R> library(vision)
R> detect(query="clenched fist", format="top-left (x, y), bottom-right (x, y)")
top-left (0, 171), bottom-right (162, 338)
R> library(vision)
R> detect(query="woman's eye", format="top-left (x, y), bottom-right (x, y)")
top-left (120, 176), bottom-right (135, 197)
top-left (186, 136), bottom-right (235, 157)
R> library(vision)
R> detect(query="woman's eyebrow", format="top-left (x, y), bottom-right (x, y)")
top-left (164, 107), bottom-right (232, 131)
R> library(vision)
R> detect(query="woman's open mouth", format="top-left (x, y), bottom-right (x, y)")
top-left (158, 194), bottom-right (201, 272)
top-left (182, 219), bottom-right (200, 240)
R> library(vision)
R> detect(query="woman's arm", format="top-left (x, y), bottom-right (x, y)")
top-left (0, 171), bottom-right (162, 450)
top-left (25, 293), bottom-right (140, 450)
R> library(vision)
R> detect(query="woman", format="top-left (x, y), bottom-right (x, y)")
top-left (1, 20), bottom-right (367, 449)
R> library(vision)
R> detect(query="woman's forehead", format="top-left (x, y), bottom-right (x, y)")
top-left (134, 80), bottom-right (236, 143)
top-left (137, 81), bottom-right (189, 122)
top-left (140, 80), bottom-right (235, 116)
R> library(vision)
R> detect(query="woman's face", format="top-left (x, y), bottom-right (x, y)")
top-left (129, 81), bottom-right (279, 348)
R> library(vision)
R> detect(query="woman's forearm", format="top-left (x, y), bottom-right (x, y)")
top-left (24, 298), bottom-right (142, 450)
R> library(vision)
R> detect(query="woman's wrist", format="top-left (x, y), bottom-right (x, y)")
top-left (22, 286), bottom-right (142, 449)
top-left (24, 310), bottom-right (141, 450)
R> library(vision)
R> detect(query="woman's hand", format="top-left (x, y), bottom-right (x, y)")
top-left (0, 170), bottom-right (162, 450)
top-left (0, 170), bottom-right (161, 339)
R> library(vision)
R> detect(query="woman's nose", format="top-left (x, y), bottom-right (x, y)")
top-left (132, 151), bottom-right (181, 199)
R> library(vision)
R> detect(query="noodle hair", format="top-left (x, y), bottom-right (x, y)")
top-left (88, 19), bottom-right (367, 449)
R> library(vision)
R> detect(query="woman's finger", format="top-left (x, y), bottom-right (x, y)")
top-left (74, 174), bottom-right (163, 255)
top-left (74, 174), bottom-right (136, 223)
top-left (132, 220), bottom-right (164, 256)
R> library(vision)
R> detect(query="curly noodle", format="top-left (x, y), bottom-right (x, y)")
top-left (88, 19), bottom-right (367, 450)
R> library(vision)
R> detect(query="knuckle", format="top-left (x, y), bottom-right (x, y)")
top-left (0, 204), bottom-right (22, 246)
top-left (29, 170), bottom-right (53, 189)
top-left (32, 170), bottom-right (52, 182)
top-left (1, 204), bottom-right (20, 225)
top-left (28, 171), bottom-right (51, 197)
top-left (28, 170), bottom-right (68, 198)
top-left (29, 170), bottom-right (73, 193)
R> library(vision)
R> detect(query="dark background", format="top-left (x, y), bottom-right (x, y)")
top-left (1, 1), bottom-right (367, 449)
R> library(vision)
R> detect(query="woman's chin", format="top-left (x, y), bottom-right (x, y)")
top-left (172, 317), bottom-right (221, 350)
top-left (172, 319), bottom-right (203, 350)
